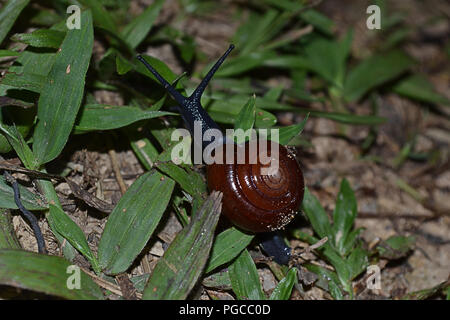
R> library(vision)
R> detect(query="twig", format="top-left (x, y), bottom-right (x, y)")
top-left (79, 266), bottom-right (142, 299)
top-left (4, 171), bottom-right (47, 254)
top-left (108, 149), bottom-right (127, 195)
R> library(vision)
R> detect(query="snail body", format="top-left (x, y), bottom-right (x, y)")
top-left (137, 45), bottom-right (304, 263)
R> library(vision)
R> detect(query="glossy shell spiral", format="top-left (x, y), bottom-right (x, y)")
top-left (207, 141), bottom-right (304, 232)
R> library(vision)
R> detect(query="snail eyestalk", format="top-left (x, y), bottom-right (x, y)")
top-left (190, 44), bottom-right (234, 103)
top-left (4, 171), bottom-right (47, 254)
top-left (137, 45), bottom-right (235, 140)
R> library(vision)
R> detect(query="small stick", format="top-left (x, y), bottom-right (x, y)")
top-left (108, 149), bottom-right (127, 195)
top-left (4, 171), bottom-right (47, 254)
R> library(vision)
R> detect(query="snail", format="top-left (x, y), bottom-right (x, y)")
top-left (137, 45), bottom-right (304, 264)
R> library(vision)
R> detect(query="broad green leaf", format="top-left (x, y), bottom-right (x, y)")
top-left (239, 10), bottom-right (279, 56)
top-left (98, 170), bottom-right (175, 275)
top-left (1, 72), bottom-right (45, 93)
top-left (48, 205), bottom-right (100, 273)
top-left (376, 235), bottom-right (416, 259)
top-left (0, 249), bottom-right (104, 299)
top-left (322, 246), bottom-right (351, 292)
top-left (0, 210), bottom-right (21, 249)
top-left (305, 263), bottom-right (343, 300)
top-left (300, 9), bottom-right (334, 35)
top-left (344, 50), bottom-right (414, 102)
top-left (278, 114), bottom-right (309, 145)
top-left (213, 51), bottom-right (277, 77)
top-left (342, 227), bottom-right (364, 256)
top-left (332, 179), bottom-right (357, 255)
top-left (156, 162), bottom-right (206, 198)
top-left (301, 187), bottom-right (332, 239)
top-left (263, 87), bottom-right (283, 101)
top-left (260, 0), bottom-right (334, 35)
top-left (121, 0), bottom-right (164, 49)
top-left (1, 45), bottom-right (56, 80)
top-left (0, 0), bottom-right (29, 46)
top-left (155, 143), bottom-right (206, 198)
top-left (205, 227), bottom-right (254, 273)
top-left (0, 175), bottom-right (47, 211)
top-left (208, 98), bottom-right (277, 128)
top-left (269, 267), bottom-right (297, 300)
top-left (35, 177), bottom-right (76, 261)
top-left (78, 0), bottom-right (117, 34)
top-left (0, 121), bottom-right (36, 169)
top-left (135, 54), bottom-right (178, 84)
top-left (124, 126), bottom-right (160, 170)
top-left (143, 192), bottom-right (223, 300)
top-left (209, 108), bottom-right (277, 128)
top-left (0, 50), bottom-right (19, 57)
top-left (393, 74), bottom-right (450, 106)
top-left (229, 249), bottom-right (266, 300)
top-left (202, 269), bottom-right (232, 290)
top-left (116, 53), bottom-right (133, 75)
top-left (347, 246), bottom-right (369, 280)
top-left (401, 280), bottom-right (450, 300)
top-left (74, 104), bottom-right (175, 133)
top-left (253, 97), bottom-right (386, 125)
top-left (130, 273), bottom-right (150, 293)
top-left (234, 96), bottom-right (256, 144)
top-left (262, 55), bottom-right (310, 69)
top-left (234, 96), bottom-right (256, 132)
top-left (11, 29), bottom-right (65, 49)
top-left (33, 10), bottom-right (94, 165)
top-left (304, 31), bottom-right (353, 88)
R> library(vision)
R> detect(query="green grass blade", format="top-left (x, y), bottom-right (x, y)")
top-left (331, 179), bottom-right (357, 255)
top-left (301, 187), bottom-right (332, 239)
top-left (0, 175), bottom-right (47, 211)
top-left (233, 95), bottom-right (256, 144)
top-left (304, 32), bottom-right (352, 88)
top-left (78, 0), bottom-right (117, 34)
top-left (33, 10), bottom-right (94, 165)
top-left (229, 249), bottom-right (266, 300)
top-left (35, 177), bottom-right (76, 261)
top-left (0, 249), bottom-right (104, 299)
top-left (124, 127), bottom-right (160, 170)
top-left (0, 0), bottom-right (29, 46)
top-left (234, 95), bottom-right (256, 131)
top-left (48, 205), bottom-right (100, 273)
top-left (205, 227), bottom-right (254, 273)
top-left (393, 74), bottom-right (450, 106)
top-left (0, 122), bottom-right (36, 170)
top-left (347, 246), bottom-right (368, 280)
top-left (278, 114), bottom-right (309, 145)
top-left (0, 210), bottom-right (22, 249)
top-left (344, 50), bottom-right (414, 102)
top-left (1, 72), bottom-right (45, 93)
top-left (0, 50), bottom-right (20, 57)
top-left (269, 267), bottom-right (297, 300)
top-left (74, 104), bottom-right (176, 133)
top-left (156, 162), bottom-right (206, 198)
top-left (11, 29), bottom-right (65, 49)
top-left (304, 263), bottom-right (343, 300)
top-left (143, 192), bottom-right (223, 300)
top-left (98, 170), bottom-right (175, 275)
top-left (155, 145), bottom-right (206, 198)
top-left (121, 0), bottom-right (164, 49)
